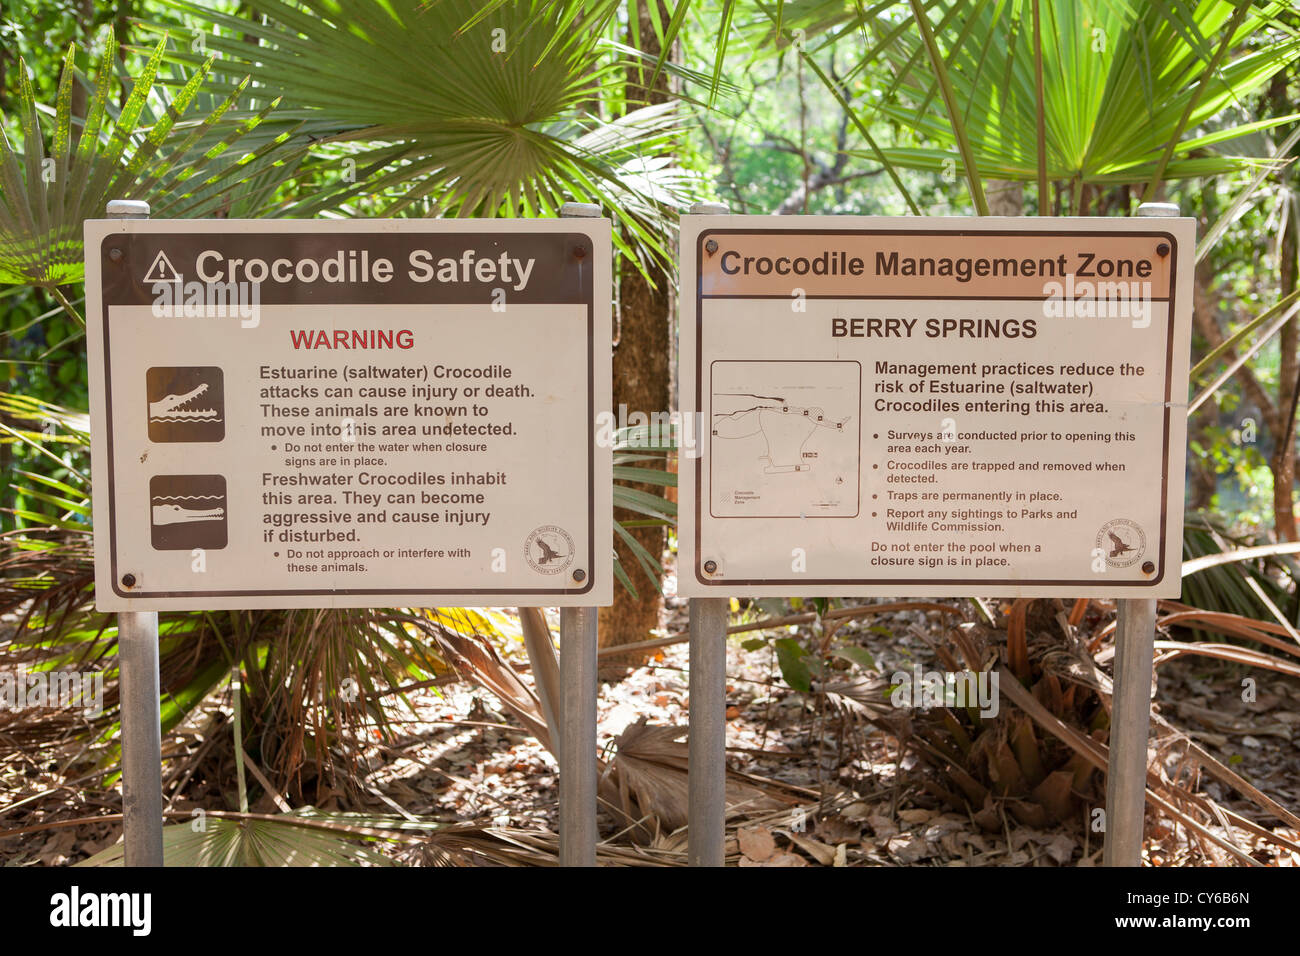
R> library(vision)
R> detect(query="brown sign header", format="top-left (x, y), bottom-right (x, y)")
top-left (99, 231), bottom-right (593, 306)
top-left (698, 229), bottom-right (1176, 299)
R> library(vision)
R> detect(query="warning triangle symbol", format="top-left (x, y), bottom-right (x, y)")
top-left (143, 251), bottom-right (182, 284)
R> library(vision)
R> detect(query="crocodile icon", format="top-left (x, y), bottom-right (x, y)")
top-left (151, 503), bottom-right (225, 525)
top-left (149, 383), bottom-right (220, 421)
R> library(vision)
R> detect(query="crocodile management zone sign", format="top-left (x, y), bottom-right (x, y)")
top-left (678, 216), bottom-right (1194, 599)
top-left (86, 219), bottom-right (612, 611)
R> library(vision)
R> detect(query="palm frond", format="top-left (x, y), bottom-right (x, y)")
top-left (783, 0), bottom-right (1300, 205)
top-left (153, 0), bottom-right (706, 272)
top-left (0, 29), bottom-right (289, 289)
top-left (76, 809), bottom-right (440, 866)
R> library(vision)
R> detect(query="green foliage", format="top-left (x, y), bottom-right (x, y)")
top-left (741, 604), bottom-right (881, 695)
top-left (77, 810), bottom-right (437, 866)
top-left (611, 423), bottom-right (677, 597)
top-left (772, 0), bottom-right (1300, 212)
top-left (831, 644), bottom-right (878, 671)
top-left (0, 29), bottom-right (286, 290)
top-left (1189, 424), bottom-right (1272, 523)
top-left (153, 0), bottom-right (706, 270)
top-left (1182, 513), bottom-right (1298, 625)
top-left (773, 636), bottom-right (813, 692)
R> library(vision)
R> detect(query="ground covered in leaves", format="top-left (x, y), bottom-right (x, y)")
top-left (3, 585), bottom-right (1299, 866)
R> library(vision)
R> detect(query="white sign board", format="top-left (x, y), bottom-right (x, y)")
top-left (86, 219), bottom-right (612, 610)
top-left (679, 216), bottom-right (1193, 598)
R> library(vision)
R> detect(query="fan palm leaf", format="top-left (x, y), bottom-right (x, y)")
top-left (75, 809), bottom-right (442, 866)
top-left (861, 1), bottom-right (1300, 200)
top-left (153, 0), bottom-right (704, 269)
top-left (733, 1), bottom-right (1298, 212)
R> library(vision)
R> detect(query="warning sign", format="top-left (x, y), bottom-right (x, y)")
top-left (86, 219), bottom-right (613, 610)
top-left (142, 250), bottom-right (182, 284)
top-left (678, 217), bottom-right (1194, 598)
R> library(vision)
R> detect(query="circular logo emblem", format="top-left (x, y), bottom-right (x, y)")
top-left (1095, 518), bottom-right (1146, 569)
top-left (525, 525), bottom-right (574, 575)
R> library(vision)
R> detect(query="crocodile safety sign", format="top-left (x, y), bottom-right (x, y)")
top-left (85, 219), bottom-right (612, 611)
top-left (678, 216), bottom-right (1194, 598)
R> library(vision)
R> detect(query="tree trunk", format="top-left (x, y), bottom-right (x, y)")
top-left (70, 0), bottom-right (95, 127)
top-left (598, 3), bottom-right (673, 668)
top-left (1269, 69), bottom-right (1299, 542)
top-left (987, 180), bottom-right (1024, 217)
top-left (1271, 203), bottom-right (1298, 541)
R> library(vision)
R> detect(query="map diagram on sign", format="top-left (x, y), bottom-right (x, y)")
top-left (709, 360), bottom-right (860, 517)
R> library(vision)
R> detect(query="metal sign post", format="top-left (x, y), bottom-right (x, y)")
top-left (1103, 201), bottom-right (1180, 867)
top-left (556, 202), bottom-right (602, 867)
top-left (686, 201), bottom-right (731, 867)
top-left (558, 605), bottom-right (598, 865)
top-left (1103, 595), bottom-right (1159, 865)
top-left (687, 594), bottom-right (728, 866)
top-left (105, 199), bottom-right (165, 867)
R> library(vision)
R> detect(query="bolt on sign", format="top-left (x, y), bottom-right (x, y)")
top-left (678, 216), bottom-right (1194, 598)
top-left (85, 219), bottom-right (612, 610)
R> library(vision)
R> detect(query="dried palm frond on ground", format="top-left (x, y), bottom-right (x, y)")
top-left (892, 603), bottom-right (1106, 833)
top-left (891, 597), bottom-right (1300, 866)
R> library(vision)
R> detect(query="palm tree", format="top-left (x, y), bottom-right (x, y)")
top-left (161, 0), bottom-right (693, 242)
top-left (161, 0), bottom-right (693, 600)
top-left (1, 1), bottom-right (692, 841)
top-left (657, 1), bottom-right (1298, 212)
top-left (839, 0), bottom-right (1299, 213)
top-left (0, 30), bottom-right (289, 315)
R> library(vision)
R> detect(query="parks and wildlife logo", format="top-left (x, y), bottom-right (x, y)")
top-left (1095, 518), bottom-right (1146, 569)
top-left (525, 525), bottom-right (574, 575)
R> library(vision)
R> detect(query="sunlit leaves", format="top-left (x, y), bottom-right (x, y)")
top-left (0, 29), bottom-right (285, 289)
